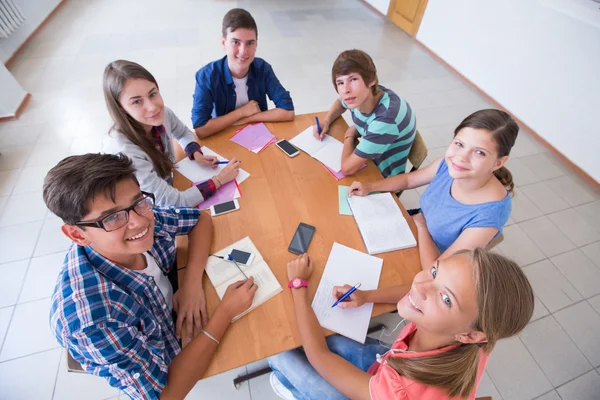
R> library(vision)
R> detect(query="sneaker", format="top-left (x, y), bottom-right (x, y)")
top-left (270, 372), bottom-right (295, 400)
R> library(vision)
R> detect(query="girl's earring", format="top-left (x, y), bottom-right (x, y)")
top-left (454, 337), bottom-right (461, 343)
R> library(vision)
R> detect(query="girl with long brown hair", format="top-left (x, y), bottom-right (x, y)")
top-left (269, 248), bottom-right (534, 399)
top-left (102, 60), bottom-right (241, 207)
top-left (350, 109), bottom-right (519, 270)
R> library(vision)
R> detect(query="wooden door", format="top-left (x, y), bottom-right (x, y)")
top-left (387, 0), bottom-right (429, 37)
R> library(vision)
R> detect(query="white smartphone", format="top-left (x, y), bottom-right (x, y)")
top-left (275, 139), bottom-right (300, 158)
top-left (227, 249), bottom-right (255, 266)
top-left (209, 199), bottom-right (240, 216)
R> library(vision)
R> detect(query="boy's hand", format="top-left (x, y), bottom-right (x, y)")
top-left (173, 280), bottom-right (208, 345)
top-left (332, 285), bottom-right (367, 309)
top-left (287, 253), bottom-right (313, 281)
top-left (348, 181), bottom-right (370, 197)
top-left (240, 100), bottom-right (261, 118)
top-left (220, 278), bottom-right (258, 321)
top-left (312, 119), bottom-right (330, 140)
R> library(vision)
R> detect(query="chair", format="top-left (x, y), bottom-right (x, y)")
top-left (65, 349), bottom-right (85, 373)
top-left (408, 130), bottom-right (428, 173)
top-left (486, 234), bottom-right (504, 250)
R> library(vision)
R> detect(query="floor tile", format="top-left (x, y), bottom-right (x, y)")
top-left (0, 169), bottom-right (20, 197)
top-left (249, 371), bottom-right (285, 400)
top-left (0, 298), bottom-right (60, 361)
top-left (550, 249), bottom-right (600, 298)
top-left (588, 294), bottom-right (600, 315)
top-left (505, 158), bottom-right (541, 187)
top-left (510, 188), bottom-right (544, 223)
top-left (184, 366), bottom-right (250, 400)
top-left (581, 242), bottom-right (600, 269)
top-left (531, 295), bottom-right (550, 322)
top-left (0, 348), bottom-right (61, 400)
top-left (522, 259), bottom-right (582, 313)
top-left (556, 370), bottom-right (600, 400)
top-left (509, 131), bottom-right (545, 158)
top-left (534, 390), bottom-right (561, 400)
top-left (519, 153), bottom-right (568, 181)
top-left (0, 147), bottom-right (32, 171)
top-left (11, 164), bottom-right (53, 195)
top-left (520, 316), bottom-right (591, 386)
top-left (475, 371), bottom-right (503, 399)
top-left (0, 307), bottom-right (13, 347)
top-left (548, 208), bottom-right (600, 247)
top-left (53, 349), bottom-right (120, 400)
top-left (519, 216), bottom-right (576, 258)
top-left (520, 181), bottom-right (570, 214)
top-left (19, 252), bottom-right (65, 303)
top-left (495, 224), bottom-right (546, 267)
top-left (486, 337), bottom-right (552, 400)
top-left (555, 302), bottom-right (600, 368)
top-left (0, 221), bottom-right (43, 264)
top-left (574, 201), bottom-right (600, 228)
top-left (25, 140), bottom-right (71, 168)
top-left (399, 189), bottom-right (420, 210)
top-left (547, 175), bottom-right (598, 207)
top-left (0, 260), bottom-right (29, 308)
top-left (34, 217), bottom-right (73, 257)
top-left (0, 191), bottom-right (48, 227)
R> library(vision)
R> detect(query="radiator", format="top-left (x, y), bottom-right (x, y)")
top-left (0, 0), bottom-right (25, 39)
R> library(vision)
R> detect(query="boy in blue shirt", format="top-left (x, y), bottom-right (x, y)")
top-left (192, 8), bottom-right (294, 138)
top-left (44, 153), bottom-right (257, 399)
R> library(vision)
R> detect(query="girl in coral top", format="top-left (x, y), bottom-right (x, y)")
top-left (269, 248), bottom-right (534, 399)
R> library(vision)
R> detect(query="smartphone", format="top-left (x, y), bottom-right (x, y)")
top-left (209, 199), bottom-right (240, 216)
top-left (275, 139), bottom-right (300, 158)
top-left (228, 249), bottom-right (255, 266)
top-left (288, 222), bottom-right (316, 254)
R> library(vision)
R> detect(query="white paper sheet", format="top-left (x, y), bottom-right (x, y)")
top-left (311, 243), bottom-right (383, 343)
top-left (175, 146), bottom-right (250, 184)
top-left (289, 127), bottom-right (344, 173)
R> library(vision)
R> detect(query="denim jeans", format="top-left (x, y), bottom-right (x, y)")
top-left (268, 335), bottom-right (388, 400)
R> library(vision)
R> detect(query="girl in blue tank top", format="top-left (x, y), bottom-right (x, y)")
top-left (349, 109), bottom-right (518, 270)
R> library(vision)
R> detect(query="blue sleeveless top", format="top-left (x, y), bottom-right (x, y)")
top-left (420, 159), bottom-right (512, 253)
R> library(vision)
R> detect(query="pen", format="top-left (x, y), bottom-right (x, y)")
top-left (214, 255), bottom-right (249, 279)
top-left (331, 282), bottom-right (361, 308)
top-left (315, 116), bottom-right (323, 142)
top-left (215, 161), bottom-right (229, 165)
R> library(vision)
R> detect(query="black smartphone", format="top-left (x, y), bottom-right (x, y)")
top-left (288, 222), bottom-right (316, 254)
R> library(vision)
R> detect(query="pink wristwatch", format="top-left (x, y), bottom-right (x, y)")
top-left (288, 277), bottom-right (308, 289)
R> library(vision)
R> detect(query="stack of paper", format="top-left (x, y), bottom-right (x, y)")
top-left (311, 243), bottom-right (383, 343)
top-left (290, 126), bottom-right (344, 173)
top-left (230, 123), bottom-right (277, 154)
top-left (347, 193), bottom-right (417, 255)
top-left (205, 237), bottom-right (283, 322)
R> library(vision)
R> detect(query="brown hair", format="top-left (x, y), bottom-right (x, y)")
top-left (387, 249), bottom-right (534, 397)
top-left (222, 8), bottom-right (258, 38)
top-left (331, 50), bottom-right (379, 96)
top-left (103, 60), bottom-right (173, 179)
top-left (454, 109), bottom-right (519, 195)
top-left (43, 153), bottom-right (139, 225)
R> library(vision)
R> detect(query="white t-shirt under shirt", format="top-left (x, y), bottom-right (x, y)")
top-left (138, 253), bottom-right (173, 312)
top-left (232, 75), bottom-right (249, 109)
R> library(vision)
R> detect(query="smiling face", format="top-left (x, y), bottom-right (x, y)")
top-left (397, 254), bottom-right (480, 337)
top-left (222, 27), bottom-right (257, 77)
top-left (335, 73), bottom-right (374, 110)
top-left (118, 78), bottom-right (164, 131)
top-left (445, 127), bottom-right (508, 180)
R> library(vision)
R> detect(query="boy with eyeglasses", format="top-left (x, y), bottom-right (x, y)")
top-left (44, 153), bottom-right (257, 399)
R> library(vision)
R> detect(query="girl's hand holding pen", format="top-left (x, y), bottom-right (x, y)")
top-left (331, 284), bottom-right (366, 309)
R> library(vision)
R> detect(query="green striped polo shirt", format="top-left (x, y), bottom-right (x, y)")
top-left (343, 86), bottom-right (416, 178)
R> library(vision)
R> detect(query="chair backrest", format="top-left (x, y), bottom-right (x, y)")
top-left (408, 130), bottom-right (428, 172)
top-left (65, 349), bottom-right (85, 373)
top-left (486, 233), bottom-right (504, 250)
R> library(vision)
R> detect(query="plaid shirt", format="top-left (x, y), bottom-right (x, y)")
top-left (50, 206), bottom-right (201, 400)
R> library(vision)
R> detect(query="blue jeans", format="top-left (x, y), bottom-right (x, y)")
top-left (268, 335), bottom-right (388, 400)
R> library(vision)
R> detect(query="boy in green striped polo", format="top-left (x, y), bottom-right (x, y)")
top-left (314, 50), bottom-right (416, 178)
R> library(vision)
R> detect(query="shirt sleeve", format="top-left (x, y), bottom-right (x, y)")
top-left (163, 107), bottom-right (196, 150)
top-left (194, 179), bottom-right (216, 201)
top-left (154, 206), bottom-right (201, 236)
top-left (369, 365), bottom-right (408, 400)
top-left (69, 322), bottom-right (168, 400)
top-left (263, 61), bottom-right (294, 111)
top-left (354, 117), bottom-right (401, 160)
top-left (184, 142), bottom-right (203, 160)
top-left (191, 69), bottom-right (215, 128)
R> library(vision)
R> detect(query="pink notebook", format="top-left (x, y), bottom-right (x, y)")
top-left (230, 123), bottom-right (276, 154)
top-left (193, 180), bottom-right (241, 210)
top-left (322, 163), bottom-right (367, 180)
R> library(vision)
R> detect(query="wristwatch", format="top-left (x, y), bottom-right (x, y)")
top-left (288, 277), bottom-right (308, 289)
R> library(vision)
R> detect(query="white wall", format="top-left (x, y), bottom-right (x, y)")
top-left (364, 0), bottom-right (390, 16)
top-left (0, 0), bottom-right (62, 63)
top-left (417, 0), bottom-right (600, 182)
top-left (0, 63), bottom-right (27, 118)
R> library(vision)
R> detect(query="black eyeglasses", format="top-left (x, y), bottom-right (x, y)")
top-left (75, 192), bottom-right (155, 232)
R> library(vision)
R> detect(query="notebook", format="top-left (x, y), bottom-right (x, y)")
top-left (175, 146), bottom-right (250, 184)
top-left (289, 126), bottom-right (344, 173)
top-left (347, 192), bottom-right (417, 255)
top-left (311, 243), bottom-right (383, 343)
top-left (205, 237), bottom-right (283, 322)
top-left (230, 123), bottom-right (277, 154)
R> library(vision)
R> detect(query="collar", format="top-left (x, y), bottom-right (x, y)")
top-left (223, 56), bottom-right (254, 85)
top-left (386, 322), bottom-right (459, 360)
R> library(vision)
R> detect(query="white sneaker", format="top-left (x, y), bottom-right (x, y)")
top-left (270, 372), bottom-right (295, 400)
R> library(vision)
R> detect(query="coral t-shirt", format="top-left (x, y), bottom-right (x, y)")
top-left (368, 323), bottom-right (489, 399)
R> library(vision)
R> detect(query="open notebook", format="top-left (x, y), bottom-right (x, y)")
top-left (175, 146), bottom-right (250, 185)
top-left (289, 126), bottom-right (344, 173)
top-left (205, 237), bottom-right (282, 322)
top-left (348, 192), bottom-right (417, 255)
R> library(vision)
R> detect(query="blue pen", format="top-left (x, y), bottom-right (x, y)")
top-left (315, 116), bottom-right (323, 141)
top-left (215, 161), bottom-right (229, 165)
top-left (332, 282), bottom-right (361, 308)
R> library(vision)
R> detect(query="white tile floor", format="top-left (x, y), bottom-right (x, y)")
top-left (1, 0), bottom-right (599, 399)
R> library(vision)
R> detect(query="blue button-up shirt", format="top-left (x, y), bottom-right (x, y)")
top-left (191, 56), bottom-right (294, 128)
top-left (49, 206), bottom-right (201, 400)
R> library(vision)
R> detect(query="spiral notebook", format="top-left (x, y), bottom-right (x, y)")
top-left (347, 193), bottom-right (417, 255)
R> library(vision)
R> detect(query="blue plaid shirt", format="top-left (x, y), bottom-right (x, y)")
top-left (50, 206), bottom-right (201, 399)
